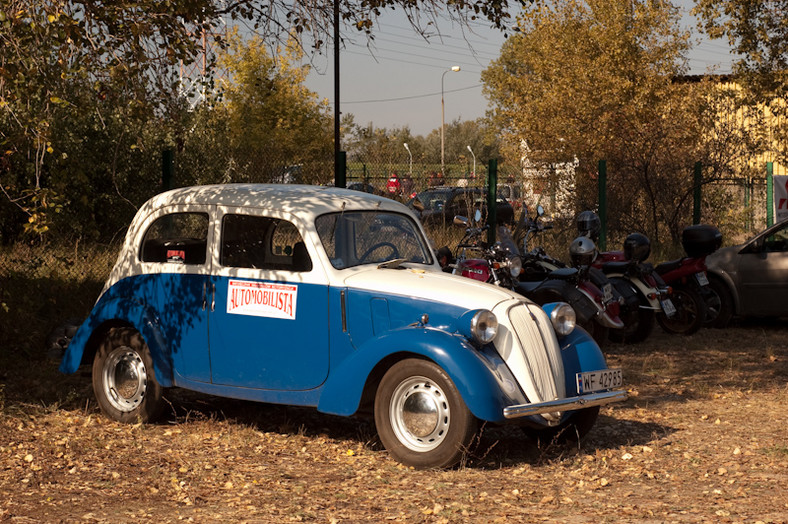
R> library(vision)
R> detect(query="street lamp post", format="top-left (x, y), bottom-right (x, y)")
top-left (403, 142), bottom-right (412, 177)
top-left (441, 65), bottom-right (461, 177)
top-left (467, 145), bottom-right (476, 179)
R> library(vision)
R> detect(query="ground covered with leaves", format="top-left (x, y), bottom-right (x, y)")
top-left (1, 322), bottom-right (787, 523)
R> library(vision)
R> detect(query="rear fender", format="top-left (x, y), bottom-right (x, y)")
top-left (59, 297), bottom-right (174, 387)
top-left (317, 326), bottom-right (521, 423)
top-left (517, 280), bottom-right (598, 325)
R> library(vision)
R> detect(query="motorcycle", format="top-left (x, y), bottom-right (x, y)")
top-left (576, 212), bottom-right (676, 344)
top-left (464, 207), bottom-right (624, 345)
top-left (653, 224), bottom-right (722, 334)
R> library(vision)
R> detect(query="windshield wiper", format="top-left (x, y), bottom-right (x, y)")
top-left (377, 258), bottom-right (408, 269)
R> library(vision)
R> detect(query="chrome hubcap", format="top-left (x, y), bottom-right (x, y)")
top-left (102, 346), bottom-right (147, 412)
top-left (390, 376), bottom-right (450, 452)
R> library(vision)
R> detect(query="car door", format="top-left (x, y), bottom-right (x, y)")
top-left (737, 221), bottom-right (788, 315)
top-left (136, 206), bottom-right (214, 383)
top-left (208, 207), bottom-right (330, 390)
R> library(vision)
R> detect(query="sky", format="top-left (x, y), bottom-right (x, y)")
top-left (301, 1), bottom-right (739, 137)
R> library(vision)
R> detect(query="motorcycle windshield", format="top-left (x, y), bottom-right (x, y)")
top-left (497, 226), bottom-right (520, 256)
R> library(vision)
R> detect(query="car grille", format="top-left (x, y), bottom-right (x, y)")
top-left (507, 303), bottom-right (566, 409)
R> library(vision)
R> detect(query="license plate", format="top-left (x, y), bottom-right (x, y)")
top-left (602, 283), bottom-right (614, 303)
top-left (695, 271), bottom-right (709, 286)
top-left (576, 368), bottom-right (623, 394)
top-left (661, 298), bottom-right (676, 317)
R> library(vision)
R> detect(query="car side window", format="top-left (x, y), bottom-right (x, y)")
top-left (221, 214), bottom-right (312, 272)
top-left (765, 224), bottom-right (788, 252)
top-left (140, 212), bottom-right (209, 265)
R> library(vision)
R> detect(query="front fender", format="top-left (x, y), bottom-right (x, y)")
top-left (318, 326), bottom-right (519, 423)
top-left (557, 328), bottom-right (609, 395)
top-left (59, 296), bottom-right (174, 387)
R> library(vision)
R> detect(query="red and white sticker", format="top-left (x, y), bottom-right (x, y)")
top-left (227, 280), bottom-right (297, 320)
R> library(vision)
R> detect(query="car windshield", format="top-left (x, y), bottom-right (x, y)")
top-left (315, 211), bottom-right (434, 269)
top-left (413, 190), bottom-right (449, 211)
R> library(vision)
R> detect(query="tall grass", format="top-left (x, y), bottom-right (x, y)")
top-left (0, 243), bottom-right (118, 358)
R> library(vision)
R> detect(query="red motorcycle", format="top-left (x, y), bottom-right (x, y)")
top-left (445, 209), bottom-right (623, 346)
top-left (576, 212), bottom-right (676, 343)
top-left (653, 225), bottom-right (722, 334)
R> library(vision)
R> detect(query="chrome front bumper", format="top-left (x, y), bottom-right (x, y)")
top-left (503, 390), bottom-right (628, 419)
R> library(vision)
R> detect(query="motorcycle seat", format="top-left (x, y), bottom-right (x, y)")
top-left (548, 267), bottom-right (579, 280)
top-left (654, 259), bottom-right (682, 275)
top-left (599, 261), bottom-right (630, 274)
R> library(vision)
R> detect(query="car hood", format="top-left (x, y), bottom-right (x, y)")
top-left (342, 266), bottom-right (522, 311)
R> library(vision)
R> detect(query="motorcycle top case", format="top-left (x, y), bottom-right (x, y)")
top-left (681, 225), bottom-right (722, 258)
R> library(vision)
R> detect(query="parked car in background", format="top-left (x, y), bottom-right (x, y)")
top-left (705, 218), bottom-right (788, 327)
top-left (497, 183), bottom-right (524, 213)
top-left (408, 186), bottom-right (515, 227)
top-left (347, 182), bottom-right (384, 196)
top-left (59, 184), bottom-right (625, 469)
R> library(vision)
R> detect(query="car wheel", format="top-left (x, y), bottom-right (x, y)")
top-left (374, 359), bottom-right (477, 469)
top-left (704, 277), bottom-right (734, 328)
top-left (609, 303), bottom-right (654, 344)
top-left (92, 327), bottom-right (165, 423)
top-left (529, 406), bottom-right (600, 446)
top-left (656, 286), bottom-right (706, 335)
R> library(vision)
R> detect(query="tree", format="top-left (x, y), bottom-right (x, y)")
top-left (482, 0), bottom-right (750, 245)
top-left (694, 0), bottom-right (788, 163)
top-left (204, 33), bottom-right (333, 185)
top-left (0, 0), bottom-right (528, 241)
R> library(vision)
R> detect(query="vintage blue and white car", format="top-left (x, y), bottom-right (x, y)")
top-left (60, 184), bottom-right (626, 468)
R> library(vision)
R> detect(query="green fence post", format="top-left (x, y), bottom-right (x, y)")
top-left (162, 149), bottom-right (174, 192)
top-left (336, 151), bottom-right (347, 189)
top-left (487, 159), bottom-right (498, 245)
top-left (767, 162), bottom-right (774, 227)
top-left (598, 160), bottom-right (607, 251)
top-left (693, 162), bottom-right (702, 224)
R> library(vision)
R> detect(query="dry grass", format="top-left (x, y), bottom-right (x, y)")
top-left (1, 244), bottom-right (787, 523)
top-left (1, 324), bottom-right (787, 523)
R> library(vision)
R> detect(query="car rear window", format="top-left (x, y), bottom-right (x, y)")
top-left (140, 212), bottom-right (209, 265)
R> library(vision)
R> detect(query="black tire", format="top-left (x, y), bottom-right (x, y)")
top-left (609, 299), bottom-right (655, 344)
top-left (657, 286), bottom-right (706, 335)
top-left (374, 359), bottom-right (477, 469)
top-left (704, 277), bottom-right (734, 328)
top-left (578, 318), bottom-right (609, 348)
top-left (92, 327), bottom-right (165, 423)
top-left (529, 407), bottom-right (600, 446)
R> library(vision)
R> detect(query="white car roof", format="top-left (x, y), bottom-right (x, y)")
top-left (141, 184), bottom-right (405, 218)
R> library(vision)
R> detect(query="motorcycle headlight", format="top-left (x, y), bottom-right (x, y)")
top-left (507, 255), bottom-right (522, 278)
top-left (549, 302), bottom-right (576, 336)
top-left (470, 310), bottom-right (498, 345)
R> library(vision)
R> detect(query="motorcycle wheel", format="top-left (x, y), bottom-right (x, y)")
top-left (608, 297), bottom-right (654, 344)
top-left (578, 319), bottom-right (608, 348)
top-left (703, 277), bottom-right (734, 329)
top-left (657, 286), bottom-right (706, 335)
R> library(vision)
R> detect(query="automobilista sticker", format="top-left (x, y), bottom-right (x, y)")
top-left (227, 279), bottom-right (297, 320)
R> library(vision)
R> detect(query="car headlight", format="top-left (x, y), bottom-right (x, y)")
top-left (470, 310), bottom-right (498, 345)
top-left (549, 302), bottom-right (576, 336)
top-left (507, 255), bottom-right (522, 278)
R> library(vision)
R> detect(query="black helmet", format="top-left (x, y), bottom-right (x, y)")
top-left (569, 236), bottom-right (597, 267)
top-left (576, 211), bottom-right (601, 241)
top-left (623, 233), bottom-right (651, 262)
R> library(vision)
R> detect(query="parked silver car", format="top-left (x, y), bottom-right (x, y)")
top-left (705, 218), bottom-right (788, 326)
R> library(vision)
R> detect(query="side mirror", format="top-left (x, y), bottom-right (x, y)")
top-left (411, 197), bottom-right (425, 212)
top-left (536, 205), bottom-right (544, 217)
top-left (453, 215), bottom-right (469, 227)
top-left (474, 208), bottom-right (483, 224)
